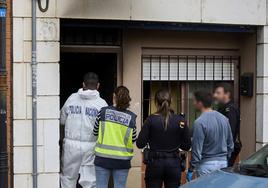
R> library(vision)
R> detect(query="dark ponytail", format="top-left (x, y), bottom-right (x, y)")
top-left (155, 89), bottom-right (172, 131)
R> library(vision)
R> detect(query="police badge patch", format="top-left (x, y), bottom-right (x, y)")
top-left (179, 121), bottom-right (185, 128)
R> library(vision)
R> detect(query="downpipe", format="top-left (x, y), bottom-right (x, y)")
top-left (31, 0), bottom-right (38, 188)
top-left (31, 1), bottom-right (49, 187)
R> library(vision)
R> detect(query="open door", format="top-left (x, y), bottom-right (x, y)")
top-left (60, 52), bottom-right (118, 106)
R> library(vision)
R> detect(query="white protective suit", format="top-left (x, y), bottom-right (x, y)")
top-left (60, 89), bottom-right (107, 188)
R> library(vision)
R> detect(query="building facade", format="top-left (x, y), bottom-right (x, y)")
top-left (2, 0), bottom-right (268, 187)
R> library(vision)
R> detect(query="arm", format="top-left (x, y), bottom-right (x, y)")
top-left (93, 111), bottom-right (101, 137)
top-left (132, 115), bottom-right (137, 143)
top-left (132, 128), bottom-right (137, 143)
top-left (136, 118), bottom-right (151, 149)
top-left (60, 95), bottom-right (73, 126)
top-left (226, 120), bottom-right (234, 158)
top-left (190, 121), bottom-right (205, 170)
top-left (225, 106), bottom-right (239, 140)
top-left (180, 122), bottom-right (191, 151)
top-left (59, 96), bottom-right (71, 145)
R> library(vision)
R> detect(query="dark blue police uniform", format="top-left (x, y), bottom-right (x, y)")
top-left (136, 113), bottom-right (191, 188)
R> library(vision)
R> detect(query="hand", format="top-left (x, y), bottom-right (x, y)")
top-left (186, 171), bottom-right (193, 182)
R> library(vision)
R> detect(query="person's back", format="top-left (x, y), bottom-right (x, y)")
top-left (62, 89), bottom-right (107, 142)
top-left (93, 86), bottom-right (137, 188)
top-left (137, 89), bottom-right (191, 188)
top-left (136, 114), bottom-right (191, 152)
top-left (213, 83), bottom-right (242, 166)
top-left (187, 90), bottom-right (233, 181)
top-left (60, 72), bottom-right (107, 188)
top-left (192, 111), bottom-right (232, 162)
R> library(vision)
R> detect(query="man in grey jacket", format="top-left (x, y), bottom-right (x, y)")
top-left (187, 90), bottom-right (233, 181)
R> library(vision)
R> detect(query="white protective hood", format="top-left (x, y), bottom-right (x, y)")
top-left (78, 88), bottom-right (100, 100)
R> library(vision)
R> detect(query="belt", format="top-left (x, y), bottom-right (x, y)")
top-left (150, 151), bottom-right (180, 159)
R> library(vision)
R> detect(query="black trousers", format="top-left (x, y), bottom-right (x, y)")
top-left (145, 158), bottom-right (181, 188)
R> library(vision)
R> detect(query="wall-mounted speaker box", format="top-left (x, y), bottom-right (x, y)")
top-left (240, 73), bottom-right (254, 97)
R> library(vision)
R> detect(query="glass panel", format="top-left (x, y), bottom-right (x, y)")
top-left (143, 61), bottom-right (151, 81)
top-left (151, 57), bottom-right (160, 80)
top-left (160, 56), bottom-right (169, 80)
top-left (205, 58), bottom-right (214, 80)
top-left (170, 62), bottom-right (178, 80)
top-left (187, 57), bottom-right (196, 80)
top-left (179, 57), bottom-right (187, 80)
top-left (142, 81), bottom-right (181, 121)
top-left (214, 59), bottom-right (222, 80)
top-left (197, 58), bottom-right (205, 80)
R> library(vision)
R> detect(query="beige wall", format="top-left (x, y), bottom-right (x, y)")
top-left (56, 0), bottom-right (266, 25)
top-left (239, 33), bottom-right (257, 159)
top-left (123, 31), bottom-right (143, 188)
top-left (122, 29), bottom-right (256, 187)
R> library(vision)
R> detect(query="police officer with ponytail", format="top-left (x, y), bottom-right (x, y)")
top-left (137, 89), bottom-right (191, 188)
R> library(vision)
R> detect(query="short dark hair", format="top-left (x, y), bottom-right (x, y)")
top-left (194, 90), bottom-right (213, 108)
top-left (215, 82), bottom-right (233, 99)
top-left (83, 72), bottom-right (99, 89)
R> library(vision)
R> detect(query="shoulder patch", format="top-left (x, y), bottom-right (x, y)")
top-left (179, 121), bottom-right (185, 128)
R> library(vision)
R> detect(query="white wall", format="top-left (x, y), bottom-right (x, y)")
top-left (57, 0), bottom-right (266, 25)
top-left (13, 0), bottom-right (60, 187)
top-left (256, 26), bottom-right (268, 149)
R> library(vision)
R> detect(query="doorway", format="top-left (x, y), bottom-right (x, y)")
top-left (60, 52), bottom-right (118, 188)
top-left (60, 52), bottom-right (118, 106)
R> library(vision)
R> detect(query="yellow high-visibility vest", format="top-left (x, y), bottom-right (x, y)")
top-left (95, 107), bottom-right (136, 160)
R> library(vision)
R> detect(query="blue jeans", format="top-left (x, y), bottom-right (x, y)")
top-left (197, 160), bottom-right (227, 177)
top-left (95, 166), bottom-right (129, 188)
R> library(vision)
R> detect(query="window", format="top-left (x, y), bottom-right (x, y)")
top-left (143, 55), bottom-right (238, 81)
top-left (142, 54), bottom-right (239, 126)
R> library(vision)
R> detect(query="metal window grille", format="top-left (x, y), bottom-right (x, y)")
top-left (142, 55), bottom-right (239, 81)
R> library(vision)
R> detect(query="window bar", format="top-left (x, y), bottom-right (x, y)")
top-left (212, 56), bottom-right (215, 81)
top-left (149, 55), bottom-right (152, 81)
top-left (177, 56), bottom-right (180, 81)
top-left (230, 56), bottom-right (232, 80)
top-left (177, 56), bottom-right (180, 114)
top-left (149, 55), bottom-right (152, 114)
top-left (177, 82), bottom-right (180, 114)
top-left (168, 56), bottom-right (170, 81)
top-left (159, 56), bottom-right (161, 80)
top-left (221, 56), bottom-right (224, 80)
top-left (195, 56), bottom-right (198, 80)
top-left (204, 56), bottom-right (206, 80)
top-left (186, 56), bottom-right (189, 80)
